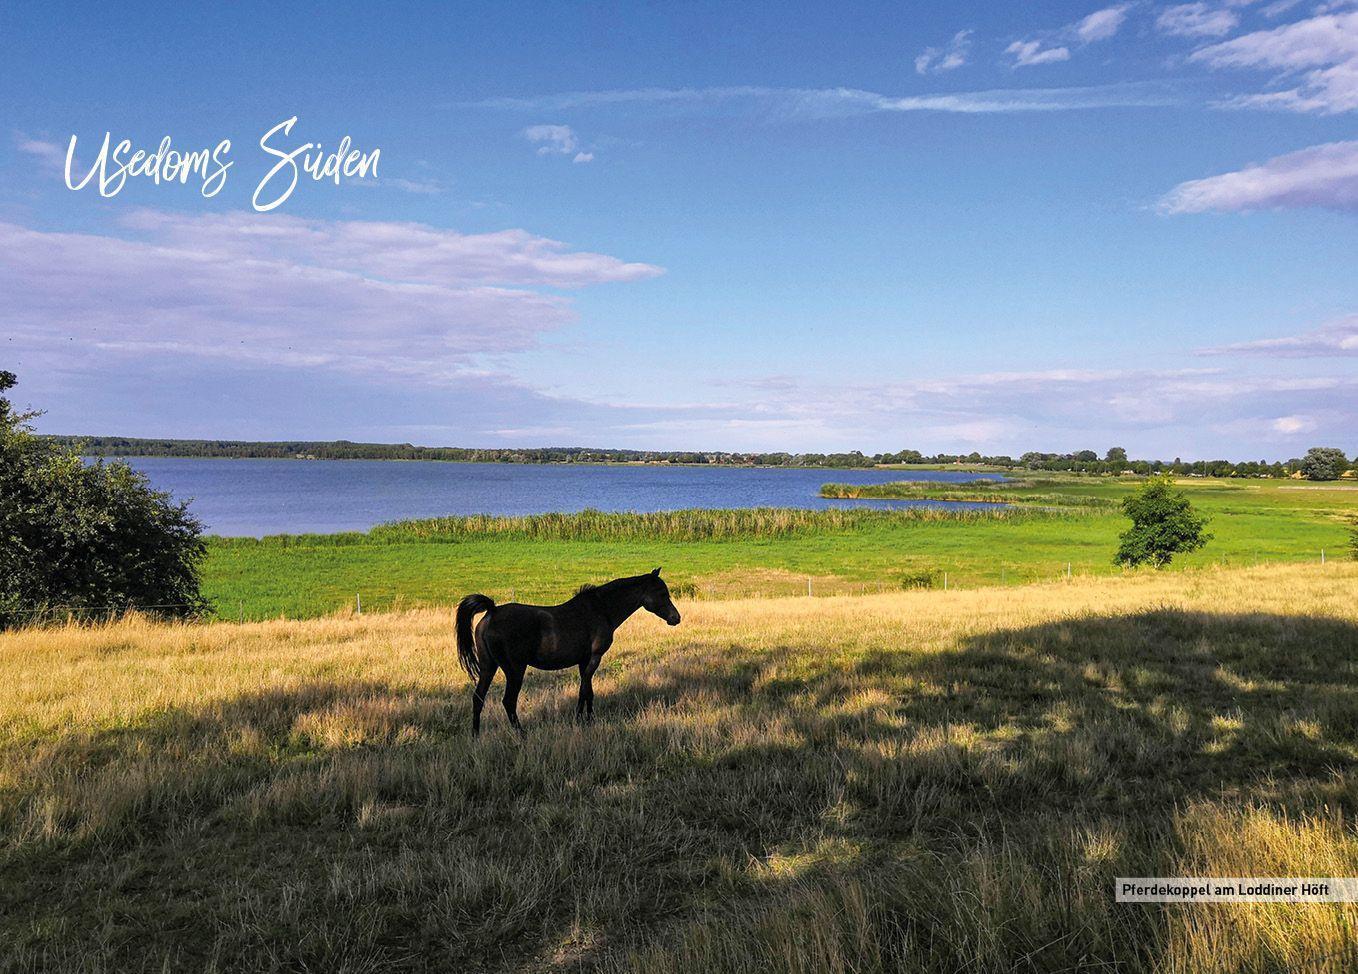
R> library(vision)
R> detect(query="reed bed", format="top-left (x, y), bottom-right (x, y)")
top-left (213, 505), bottom-right (1048, 549)
top-left (3, 564), bottom-right (1357, 972)
top-left (821, 480), bottom-right (1116, 508)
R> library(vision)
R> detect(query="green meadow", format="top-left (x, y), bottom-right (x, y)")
top-left (202, 476), bottom-right (1356, 620)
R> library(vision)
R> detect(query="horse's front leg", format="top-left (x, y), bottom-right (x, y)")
top-left (575, 661), bottom-right (589, 723)
top-left (577, 652), bottom-right (603, 724)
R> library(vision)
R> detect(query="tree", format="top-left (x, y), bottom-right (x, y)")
top-left (0, 372), bottom-right (208, 627)
top-left (1105, 446), bottom-right (1128, 463)
top-left (1114, 475), bottom-right (1211, 568)
top-left (1299, 447), bottom-right (1349, 482)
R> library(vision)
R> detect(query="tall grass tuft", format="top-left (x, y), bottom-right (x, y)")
top-left (211, 505), bottom-right (1048, 548)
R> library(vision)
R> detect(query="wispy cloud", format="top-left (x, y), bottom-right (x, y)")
top-left (479, 83), bottom-right (1175, 117)
top-left (1198, 314), bottom-right (1358, 356)
top-left (117, 209), bottom-right (661, 287)
top-left (1159, 139), bottom-right (1358, 212)
top-left (381, 176), bottom-right (444, 195)
top-left (1261, 1), bottom-right (1304, 18)
top-left (1076, 4), bottom-right (1133, 42)
top-left (14, 134), bottom-right (65, 171)
top-left (522, 124), bottom-right (594, 163)
top-left (1156, 3), bottom-right (1241, 39)
top-left (1192, 10), bottom-right (1358, 113)
top-left (1005, 4), bottom-right (1130, 69)
top-left (915, 30), bottom-right (973, 75)
top-left (1006, 40), bottom-right (1072, 67)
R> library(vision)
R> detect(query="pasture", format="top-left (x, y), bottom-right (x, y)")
top-left (202, 476), bottom-right (1354, 619)
top-left (3, 563), bottom-right (1357, 972)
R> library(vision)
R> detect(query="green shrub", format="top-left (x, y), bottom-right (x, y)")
top-left (0, 372), bottom-right (208, 627)
top-left (1113, 475), bottom-right (1211, 569)
top-left (667, 579), bottom-right (700, 599)
top-left (895, 569), bottom-right (940, 590)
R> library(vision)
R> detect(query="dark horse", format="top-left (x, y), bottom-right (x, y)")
top-left (455, 568), bottom-right (681, 734)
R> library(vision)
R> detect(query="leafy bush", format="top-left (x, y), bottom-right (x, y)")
top-left (895, 569), bottom-right (940, 590)
top-left (0, 372), bottom-right (207, 627)
top-left (666, 579), bottom-right (700, 599)
top-left (1113, 475), bottom-right (1211, 568)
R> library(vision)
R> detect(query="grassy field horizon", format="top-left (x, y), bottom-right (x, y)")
top-left (200, 475), bottom-right (1355, 621)
top-left (4, 562), bottom-right (1356, 972)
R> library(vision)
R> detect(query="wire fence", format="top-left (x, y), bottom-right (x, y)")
top-left (5, 603), bottom-right (205, 624)
top-left (5, 550), bottom-right (1343, 628)
top-left (232, 550), bottom-right (1348, 621)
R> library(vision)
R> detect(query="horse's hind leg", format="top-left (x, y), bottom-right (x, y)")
top-left (471, 660), bottom-right (498, 736)
top-left (502, 664), bottom-right (526, 733)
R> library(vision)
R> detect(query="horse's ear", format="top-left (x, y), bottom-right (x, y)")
top-left (652, 567), bottom-right (661, 576)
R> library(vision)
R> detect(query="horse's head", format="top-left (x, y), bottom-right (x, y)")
top-left (641, 567), bottom-right (681, 626)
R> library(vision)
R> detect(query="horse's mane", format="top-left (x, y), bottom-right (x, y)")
top-left (574, 574), bottom-right (651, 598)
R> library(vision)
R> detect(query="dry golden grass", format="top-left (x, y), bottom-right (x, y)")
top-left (3, 564), bottom-right (1357, 972)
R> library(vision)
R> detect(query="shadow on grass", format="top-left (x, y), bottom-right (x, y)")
top-left (877, 610), bottom-right (1358, 808)
top-left (3, 610), bottom-right (1357, 973)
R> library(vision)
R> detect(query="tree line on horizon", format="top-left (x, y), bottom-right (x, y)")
top-left (43, 436), bottom-right (1357, 481)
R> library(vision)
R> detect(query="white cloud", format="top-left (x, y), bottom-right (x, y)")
top-left (1158, 139), bottom-right (1358, 212)
top-left (1077, 5), bottom-right (1133, 42)
top-left (1271, 414), bottom-right (1317, 433)
top-left (1199, 314), bottom-right (1358, 355)
top-left (1192, 11), bottom-right (1358, 113)
top-left (1194, 9), bottom-right (1358, 69)
top-left (1004, 5), bottom-right (1128, 70)
top-left (915, 30), bottom-right (973, 75)
top-left (1156, 3), bottom-right (1241, 38)
top-left (1006, 39), bottom-right (1073, 66)
top-left (701, 366), bottom-right (1358, 455)
top-left (0, 212), bottom-right (662, 385)
top-left (522, 124), bottom-right (594, 161)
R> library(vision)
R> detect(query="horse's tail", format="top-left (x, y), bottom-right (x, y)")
top-left (456, 594), bottom-right (495, 681)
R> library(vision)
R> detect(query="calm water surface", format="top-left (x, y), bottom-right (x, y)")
top-left (113, 458), bottom-right (1005, 536)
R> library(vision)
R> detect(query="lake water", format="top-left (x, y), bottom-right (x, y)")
top-left (111, 458), bottom-right (1005, 536)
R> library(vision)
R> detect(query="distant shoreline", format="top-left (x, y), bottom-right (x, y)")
top-left (52, 435), bottom-right (976, 472)
top-left (50, 436), bottom-right (1338, 479)
top-left (83, 454), bottom-right (993, 474)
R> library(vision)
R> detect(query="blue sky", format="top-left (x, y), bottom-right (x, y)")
top-left (2, 0), bottom-right (1356, 459)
